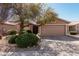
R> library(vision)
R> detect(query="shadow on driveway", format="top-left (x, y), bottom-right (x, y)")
top-left (41, 35), bottom-right (79, 41)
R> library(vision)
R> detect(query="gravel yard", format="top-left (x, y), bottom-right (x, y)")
top-left (0, 36), bottom-right (79, 56)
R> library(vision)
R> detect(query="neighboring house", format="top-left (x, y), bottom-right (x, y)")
top-left (68, 21), bottom-right (79, 34)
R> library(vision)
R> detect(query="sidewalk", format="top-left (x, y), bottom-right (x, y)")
top-left (67, 34), bottom-right (79, 39)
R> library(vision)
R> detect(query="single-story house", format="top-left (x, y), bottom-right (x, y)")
top-left (38, 18), bottom-right (70, 36)
top-left (68, 21), bottom-right (79, 34)
top-left (0, 18), bottom-right (70, 36)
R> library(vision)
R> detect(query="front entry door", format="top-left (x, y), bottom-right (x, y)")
top-left (33, 25), bottom-right (38, 34)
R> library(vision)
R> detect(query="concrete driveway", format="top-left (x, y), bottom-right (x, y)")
top-left (1, 36), bottom-right (79, 56)
top-left (40, 36), bottom-right (79, 56)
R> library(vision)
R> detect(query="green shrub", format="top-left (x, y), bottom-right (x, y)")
top-left (7, 30), bottom-right (17, 35)
top-left (20, 30), bottom-right (32, 34)
top-left (15, 32), bottom-right (39, 48)
top-left (8, 35), bottom-right (18, 44)
top-left (70, 31), bottom-right (77, 35)
top-left (19, 29), bottom-right (27, 34)
top-left (27, 30), bottom-right (32, 33)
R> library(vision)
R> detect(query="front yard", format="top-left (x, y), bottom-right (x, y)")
top-left (0, 36), bottom-right (79, 56)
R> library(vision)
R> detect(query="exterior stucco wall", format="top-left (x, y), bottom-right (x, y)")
top-left (77, 24), bottom-right (79, 33)
top-left (0, 23), bottom-right (19, 34)
top-left (0, 23), bottom-right (33, 35)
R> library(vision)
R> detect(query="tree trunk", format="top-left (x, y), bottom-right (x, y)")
top-left (19, 18), bottom-right (24, 35)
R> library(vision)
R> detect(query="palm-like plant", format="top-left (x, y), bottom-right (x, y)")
top-left (37, 8), bottom-right (58, 25)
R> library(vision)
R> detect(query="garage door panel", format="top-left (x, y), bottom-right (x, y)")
top-left (41, 25), bottom-right (65, 36)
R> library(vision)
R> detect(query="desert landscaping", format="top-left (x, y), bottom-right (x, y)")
top-left (0, 36), bottom-right (79, 56)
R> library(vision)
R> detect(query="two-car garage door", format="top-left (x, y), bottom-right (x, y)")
top-left (40, 25), bottom-right (66, 36)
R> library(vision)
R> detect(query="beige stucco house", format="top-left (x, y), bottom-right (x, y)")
top-left (0, 18), bottom-right (70, 36)
top-left (38, 18), bottom-right (70, 36)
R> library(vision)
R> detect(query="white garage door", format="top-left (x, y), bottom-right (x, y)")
top-left (40, 25), bottom-right (66, 36)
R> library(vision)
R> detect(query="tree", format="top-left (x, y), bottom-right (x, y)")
top-left (37, 8), bottom-right (58, 25)
top-left (0, 3), bottom-right (58, 35)
top-left (0, 3), bottom-right (12, 20)
top-left (12, 3), bottom-right (42, 34)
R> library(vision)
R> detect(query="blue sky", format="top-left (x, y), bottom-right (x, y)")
top-left (48, 3), bottom-right (79, 22)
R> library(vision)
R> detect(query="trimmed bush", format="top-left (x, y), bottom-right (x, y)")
top-left (15, 32), bottom-right (39, 48)
top-left (21, 30), bottom-right (32, 34)
top-left (8, 35), bottom-right (18, 44)
top-left (7, 30), bottom-right (17, 35)
top-left (27, 30), bottom-right (32, 33)
top-left (70, 31), bottom-right (77, 35)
